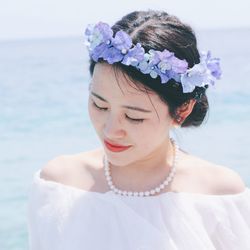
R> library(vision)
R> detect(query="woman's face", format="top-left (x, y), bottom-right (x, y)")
top-left (88, 63), bottom-right (175, 167)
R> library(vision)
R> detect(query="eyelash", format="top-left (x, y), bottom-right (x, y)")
top-left (92, 101), bottom-right (144, 124)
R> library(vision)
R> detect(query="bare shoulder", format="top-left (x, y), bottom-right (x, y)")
top-left (40, 154), bottom-right (71, 182)
top-left (182, 151), bottom-right (246, 195)
top-left (206, 163), bottom-right (246, 195)
top-left (40, 148), bottom-right (105, 191)
top-left (40, 148), bottom-right (105, 192)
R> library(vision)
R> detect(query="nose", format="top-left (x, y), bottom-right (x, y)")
top-left (103, 114), bottom-right (125, 139)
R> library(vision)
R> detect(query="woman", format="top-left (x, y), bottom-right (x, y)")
top-left (28, 10), bottom-right (250, 250)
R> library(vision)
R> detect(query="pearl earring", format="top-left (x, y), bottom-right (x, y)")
top-left (176, 115), bottom-right (182, 123)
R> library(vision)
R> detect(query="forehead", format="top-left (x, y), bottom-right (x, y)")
top-left (91, 63), bottom-right (158, 102)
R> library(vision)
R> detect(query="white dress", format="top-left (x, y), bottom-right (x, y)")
top-left (27, 169), bottom-right (250, 250)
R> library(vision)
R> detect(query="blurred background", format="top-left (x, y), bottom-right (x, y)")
top-left (0, 0), bottom-right (250, 249)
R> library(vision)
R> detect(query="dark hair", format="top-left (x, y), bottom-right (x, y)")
top-left (88, 10), bottom-right (209, 127)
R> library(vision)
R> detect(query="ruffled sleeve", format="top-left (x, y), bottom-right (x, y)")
top-left (117, 187), bottom-right (250, 250)
top-left (208, 188), bottom-right (250, 249)
top-left (27, 168), bottom-right (250, 250)
top-left (27, 170), bottom-right (54, 250)
top-left (27, 170), bottom-right (81, 250)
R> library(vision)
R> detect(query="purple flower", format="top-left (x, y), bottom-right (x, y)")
top-left (91, 43), bottom-right (110, 62)
top-left (157, 49), bottom-right (174, 72)
top-left (179, 50), bottom-right (223, 92)
top-left (121, 43), bottom-right (145, 66)
top-left (159, 49), bottom-right (174, 60)
top-left (156, 70), bottom-right (171, 83)
top-left (180, 63), bottom-right (209, 93)
top-left (169, 57), bottom-right (188, 74)
top-left (84, 22), bottom-right (222, 93)
top-left (200, 50), bottom-right (222, 80)
top-left (148, 50), bottom-right (161, 65)
top-left (158, 61), bottom-right (172, 72)
top-left (94, 22), bottom-right (113, 42)
top-left (155, 50), bottom-right (188, 83)
top-left (137, 50), bottom-right (160, 77)
top-left (112, 31), bottom-right (132, 52)
top-left (207, 58), bottom-right (222, 79)
top-left (85, 22), bottom-right (113, 51)
top-left (158, 69), bottom-right (182, 84)
top-left (181, 72), bottom-right (205, 93)
top-left (102, 47), bottom-right (123, 64)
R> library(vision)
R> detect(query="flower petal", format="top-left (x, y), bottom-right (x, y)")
top-left (112, 31), bottom-right (132, 51)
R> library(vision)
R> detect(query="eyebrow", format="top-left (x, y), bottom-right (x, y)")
top-left (90, 91), bottom-right (152, 113)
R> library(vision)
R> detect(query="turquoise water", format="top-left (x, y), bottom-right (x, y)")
top-left (0, 28), bottom-right (250, 249)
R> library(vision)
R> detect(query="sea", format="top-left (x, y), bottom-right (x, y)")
top-left (0, 28), bottom-right (250, 249)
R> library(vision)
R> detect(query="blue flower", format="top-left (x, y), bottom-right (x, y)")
top-left (155, 49), bottom-right (188, 84)
top-left (156, 69), bottom-right (171, 83)
top-left (112, 31), bottom-right (132, 52)
top-left (157, 49), bottom-right (173, 72)
top-left (91, 43), bottom-right (109, 62)
top-left (208, 58), bottom-right (222, 79)
top-left (102, 47), bottom-right (124, 64)
top-left (100, 31), bottom-right (134, 64)
top-left (94, 22), bottom-right (113, 42)
top-left (200, 50), bottom-right (222, 81)
top-left (121, 43), bottom-right (145, 66)
top-left (137, 50), bottom-right (160, 78)
top-left (180, 62), bottom-right (208, 93)
top-left (85, 22), bottom-right (113, 52)
top-left (84, 22), bottom-right (222, 93)
top-left (169, 57), bottom-right (188, 74)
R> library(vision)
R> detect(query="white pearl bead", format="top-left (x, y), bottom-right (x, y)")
top-left (103, 138), bottom-right (179, 197)
top-left (150, 190), bottom-right (156, 195)
top-left (163, 180), bottom-right (169, 185)
top-left (121, 48), bottom-right (127, 54)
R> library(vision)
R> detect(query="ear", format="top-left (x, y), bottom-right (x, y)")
top-left (171, 99), bottom-right (197, 128)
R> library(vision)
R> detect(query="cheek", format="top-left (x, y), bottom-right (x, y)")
top-left (131, 122), bottom-right (162, 146)
top-left (136, 120), bottom-right (169, 152)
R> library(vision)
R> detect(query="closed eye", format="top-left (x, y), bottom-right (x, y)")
top-left (92, 101), bottom-right (107, 111)
top-left (91, 101), bottom-right (145, 124)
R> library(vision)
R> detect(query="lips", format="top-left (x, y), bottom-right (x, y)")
top-left (104, 139), bottom-right (130, 148)
top-left (104, 139), bottom-right (132, 152)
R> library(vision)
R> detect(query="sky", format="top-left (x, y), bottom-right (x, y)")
top-left (0, 0), bottom-right (250, 41)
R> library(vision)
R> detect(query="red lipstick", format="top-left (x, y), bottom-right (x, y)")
top-left (104, 139), bottom-right (132, 152)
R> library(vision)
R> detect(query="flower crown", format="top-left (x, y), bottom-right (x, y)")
top-left (84, 22), bottom-right (222, 94)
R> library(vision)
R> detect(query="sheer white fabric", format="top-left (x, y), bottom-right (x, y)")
top-left (27, 169), bottom-right (250, 250)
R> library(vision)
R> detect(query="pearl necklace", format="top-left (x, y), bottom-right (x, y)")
top-left (103, 138), bottom-right (179, 197)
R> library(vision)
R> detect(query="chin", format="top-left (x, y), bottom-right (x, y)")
top-left (104, 151), bottom-right (133, 167)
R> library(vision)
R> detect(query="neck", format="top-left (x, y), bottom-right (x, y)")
top-left (107, 137), bottom-right (175, 191)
